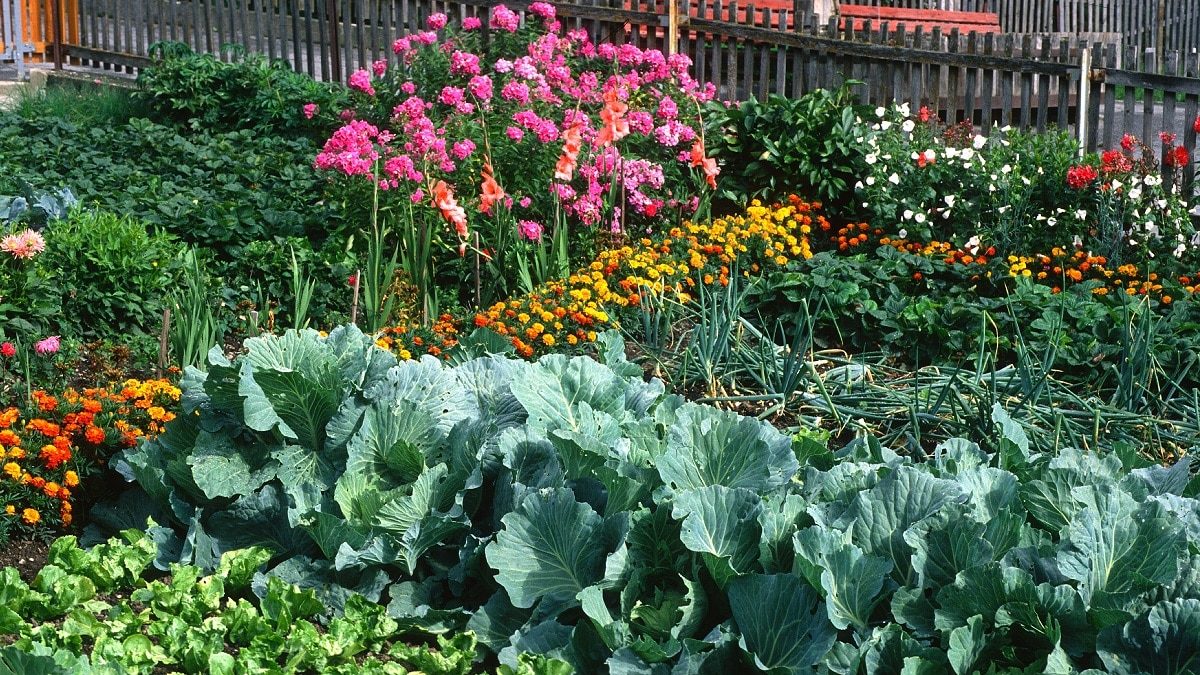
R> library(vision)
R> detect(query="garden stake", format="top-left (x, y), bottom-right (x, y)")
top-left (350, 269), bottom-right (361, 326)
top-left (157, 309), bottom-right (171, 378)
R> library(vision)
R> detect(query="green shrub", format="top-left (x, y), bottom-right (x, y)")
top-left (95, 327), bottom-right (1200, 673)
top-left (40, 209), bottom-right (179, 338)
top-left (0, 115), bottom-right (341, 259)
top-left (136, 42), bottom-right (350, 138)
top-left (705, 85), bottom-right (869, 214)
top-left (216, 236), bottom-right (356, 330)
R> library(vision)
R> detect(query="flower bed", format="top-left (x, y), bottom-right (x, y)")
top-left (0, 379), bottom-right (180, 541)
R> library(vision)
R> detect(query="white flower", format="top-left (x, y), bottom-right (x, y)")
top-left (910, 151), bottom-right (920, 160)
top-left (898, 229), bottom-right (908, 238)
top-left (1021, 177), bottom-right (1031, 185)
top-left (1047, 217), bottom-right (1057, 227)
top-left (902, 120), bottom-right (916, 134)
top-left (1037, 166), bottom-right (1044, 175)
top-left (1075, 209), bottom-right (1088, 220)
top-left (1129, 187), bottom-right (1142, 200)
top-left (973, 135), bottom-right (987, 149)
top-left (1156, 199), bottom-right (1168, 209)
top-left (998, 204), bottom-right (1010, 214)
top-left (1000, 125), bottom-right (1013, 133)
top-left (866, 153), bottom-right (878, 165)
top-left (1145, 175), bottom-right (1163, 187)
top-left (944, 147), bottom-right (959, 158)
top-left (876, 106), bottom-right (887, 118)
top-left (903, 209), bottom-right (914, 220)
top-left (1145, 221), bottom-right (1159, 236)
top-left (881, 121), bottom-right (892, 130)
top-left (964, 235), bottom-right (981, 253)
top-left (1174, 243), bottom-right (1187, 257)
top-left (865, 176), bottom-right (876, 186)
top-left (888, 173), bottom-right (901, 185)
top-left (1001, 164), bottom-right (1012, 174)
top-left (961, 148), bottom-right (975, 161)
top-left (914, 212), bottom-right (926, 224)
top-left (1073, 235), bottom-right (1083, 247)
top-left (855, 181), bottom-right (864, 190)
top-left (944, 195), bottom-right (956, 208)
top-left (898, 102), bottom-right (911, 117)
top-left (1111, 179), bottom-right (1123, 191)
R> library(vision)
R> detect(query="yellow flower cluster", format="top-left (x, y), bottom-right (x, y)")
top-left (472, 198), bottom-right (826, 357)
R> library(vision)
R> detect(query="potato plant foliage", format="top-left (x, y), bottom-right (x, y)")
top-left (95, 326), bottom-right (1200, 674)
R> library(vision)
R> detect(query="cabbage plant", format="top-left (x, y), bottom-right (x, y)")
top-left (101, 326), bottom-right (1200, 673)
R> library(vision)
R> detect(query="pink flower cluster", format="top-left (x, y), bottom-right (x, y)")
top-left (1, 229), bottom-right (46, 259)
top-left (316, 2), bottom-right (721, 261)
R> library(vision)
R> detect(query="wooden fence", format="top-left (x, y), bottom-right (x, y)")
top-left (0, 0), bottom-right (77, 58)
top-left (830, 0), bottom-right (1200, 59)
top-left (43, 0), bottom-right (1200, 190)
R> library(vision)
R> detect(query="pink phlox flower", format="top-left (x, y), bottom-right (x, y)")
top-left (450, 50), bottom-right (482, 76)
top-left (302, 103), bottom-right (318, 119)
top-left (427, 12), bottom-right (447, 29)
top-left (348, 69), bottom-right (375, 96)
top-left (452, 139), bottom-right (476, 160)
top-left (490, 4), bottom-right (520, 31)
top-left (518, 220), bottom-right (544, 241)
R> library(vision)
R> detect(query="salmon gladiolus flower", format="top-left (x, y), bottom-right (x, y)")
top-left (595, 89), bottom-right (630, 147)
top-left (432, 180), bottom-right (469, 237)
top-left (690, 139), bottom-right (719, 189)
top-left (480, 162), bottom-right (505, 214)
top-left (554, 123), bottom-right (584, 181)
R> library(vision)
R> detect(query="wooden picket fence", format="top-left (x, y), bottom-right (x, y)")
top-left (40, 0), bottom-right (1200, 191)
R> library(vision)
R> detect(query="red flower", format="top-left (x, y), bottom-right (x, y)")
top-left (1194, 115), bottom-right (1200, 133)
top-left (1166, 145), bottom-right (1191, 168)
top-left (347, 273), bottom-right (359, 287)
top-left (918, 106), bottom-right (932, 123)
top-left (0, 342), bottom-right (14, 358)
top-left (1121, 134), bottom-right (1136, 151)
top-left (1066, 164), bottom-right (1099, 189)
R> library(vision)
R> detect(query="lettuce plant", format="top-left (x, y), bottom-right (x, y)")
top-left (100, 326), bottom-right (1200, 672)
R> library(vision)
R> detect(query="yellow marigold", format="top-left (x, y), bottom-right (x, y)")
top-left (4, 504), bottom-right (13, 515)
top-left (2, 461), bottom-right (18, 479)
top-left (21, 508), bottom-right (39, 525)
top-left (64, 470), bottom-right (79, 488)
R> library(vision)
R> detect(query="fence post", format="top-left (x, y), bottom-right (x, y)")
top-left (667, 0), bottom-right (678, 55)
top-left (326, 0), bottom-right (341, 82)
top-left (1077, 43), bottom-right (1089, 156)
top-left (52, 0), bottom-right (64, 69)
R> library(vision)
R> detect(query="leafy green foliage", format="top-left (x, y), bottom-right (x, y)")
top-left (39, 209), bottom-right (180, 339)
top-left (136, 42), bottom-right (349, 139)
top-left (0, 530), bottom-right (493, 673)
top-left (0, 114), bottom-right (340, 259)
top-left (705, 85), bottom-right (868, 214)
top-left (95, 327), bottom-right (1200, 673)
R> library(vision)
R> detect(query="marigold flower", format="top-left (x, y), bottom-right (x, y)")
top-left (21, 508), bottom-right (39, 525)
top-left (63, 470), bottom-right (79, 488)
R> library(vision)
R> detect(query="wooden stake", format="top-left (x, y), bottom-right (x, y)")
top-left (157, 308), bottom-right (171, 377)
top-left (350, 269), bottom-right (361, 325)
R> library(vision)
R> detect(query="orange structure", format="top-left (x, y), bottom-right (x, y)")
top-left (0, 0), bottom-right (78, 62)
